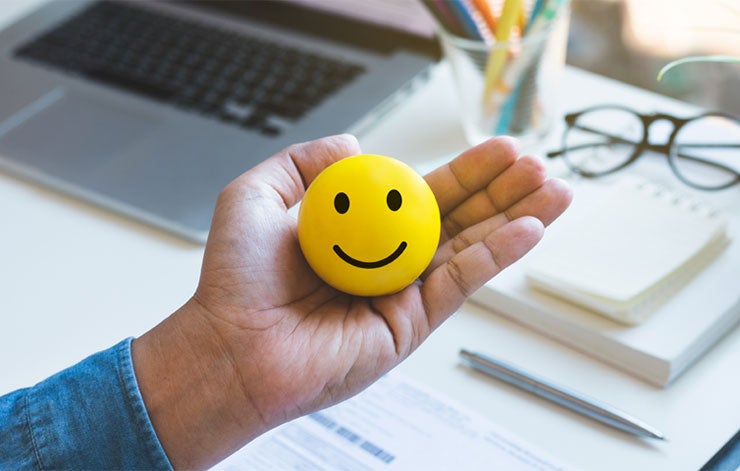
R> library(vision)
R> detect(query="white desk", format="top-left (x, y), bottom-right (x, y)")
top-left (2, 2), bottom-right (739, 470)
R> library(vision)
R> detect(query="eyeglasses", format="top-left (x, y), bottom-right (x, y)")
top-left (547, 105), bottom-right (740, 191)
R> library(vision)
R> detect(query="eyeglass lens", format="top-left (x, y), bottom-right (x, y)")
top-left (561, 107), bottom-right (643, 176)
top-left (670, 113), bottom-right (740, 189)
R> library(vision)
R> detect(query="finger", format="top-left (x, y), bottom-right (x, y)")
top-left (439, 154), bottom-right (546, 241)
top-left (505, 178), bottom-right (573, 227)
top-left (425, 178), bottom-right (572, 277)
top-left (424, 136), bottom-right (519, 216)
top-left (425, 212), bottom-right (510, 278)
top-left (421, 216), bottom-right (544, 329)
top-left (227, 134), bottom-right (361, 209)
top-left (487, 154), bottom-right (549, 212)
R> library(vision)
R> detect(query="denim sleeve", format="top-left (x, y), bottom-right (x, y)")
top-left (0, 338), bottom-right (172, 470)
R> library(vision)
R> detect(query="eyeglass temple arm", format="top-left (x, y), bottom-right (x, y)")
top-left (549, 143), bottom-right (739, 175)
top-left (674, 148), bottom-right (740, 175)
top-left (546, 141), bottom-right (611, 158)
top-left (546, 125), bottom-right (637, 158)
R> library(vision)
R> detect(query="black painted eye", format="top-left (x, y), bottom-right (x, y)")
top-left (386, 189), bottom-right (402, 211)
top-left (334, 192), bottom-right (349, 214)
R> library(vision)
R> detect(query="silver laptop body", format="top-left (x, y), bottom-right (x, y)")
top-left (0, 0), bottom-right (439, 242)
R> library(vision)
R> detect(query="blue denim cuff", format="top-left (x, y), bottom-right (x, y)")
top-left (0, 338), bottom-right (172, 470)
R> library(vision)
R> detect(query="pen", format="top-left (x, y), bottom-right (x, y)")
top-left (459, 349), bottom-right (666, 440)
top-left (482, 0), bottom-right (522, 100)
top-left (445, 0), bottom-right (487, 42)
top-left (470, 0), bottom-right (497, 35)
top-left (525, 0), bottom-right (546, 34)
top-left (422, 0), bottom-right (466, 38)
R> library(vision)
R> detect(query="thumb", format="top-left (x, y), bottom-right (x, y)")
top-left (229, 134), bottom-right (362, 210)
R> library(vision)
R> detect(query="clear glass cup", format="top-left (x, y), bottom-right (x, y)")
top-left (438, 10), bottom-right (570, 149)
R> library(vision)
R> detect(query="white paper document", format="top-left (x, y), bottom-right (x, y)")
top-left (214, 371), bottom-right (570, 470)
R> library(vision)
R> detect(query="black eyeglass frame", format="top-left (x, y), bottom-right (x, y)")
top-left (547, 104), bottom-right (740, 191)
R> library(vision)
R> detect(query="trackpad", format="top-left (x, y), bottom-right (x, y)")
top-left (0, 89), bottom-right (157, 181)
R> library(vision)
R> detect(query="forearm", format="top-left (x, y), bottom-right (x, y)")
top-left (132, 298), bottom-right (268, 469)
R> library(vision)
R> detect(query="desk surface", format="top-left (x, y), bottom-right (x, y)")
top-left (2, 2), bottom-right (739, 470)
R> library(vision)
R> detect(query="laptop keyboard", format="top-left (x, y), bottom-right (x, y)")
top-left (14, 1), bottom-right (366, 137)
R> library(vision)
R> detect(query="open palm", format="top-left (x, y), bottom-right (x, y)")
top-left (192, 134), bottom-right (572, 431)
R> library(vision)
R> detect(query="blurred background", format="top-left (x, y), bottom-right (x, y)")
top-left (566, 0), bottom-right (740, 114)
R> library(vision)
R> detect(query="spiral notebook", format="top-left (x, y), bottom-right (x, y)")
top-left (469, 176), bottom-right (739, 386)
top-left (523, 177), bottom-right (730, 324)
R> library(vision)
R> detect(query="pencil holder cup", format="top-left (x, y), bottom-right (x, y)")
top-left (438, 9), bottom-right (569, 149)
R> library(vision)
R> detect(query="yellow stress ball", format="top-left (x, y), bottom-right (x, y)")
top-left (298, 154), bottom-right (440, 296)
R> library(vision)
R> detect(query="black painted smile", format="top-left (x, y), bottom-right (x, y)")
top-left (333, 242), bottom-right (408, 269)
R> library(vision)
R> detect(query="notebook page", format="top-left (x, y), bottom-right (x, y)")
top-left (523, 177), bottom-right (729, 319)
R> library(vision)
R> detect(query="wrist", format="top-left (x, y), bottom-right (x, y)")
top-left (132, 298), bottom-right (266, 469)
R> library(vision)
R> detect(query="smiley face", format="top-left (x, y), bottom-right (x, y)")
top-left (298, 154), bottom-right (440, 296)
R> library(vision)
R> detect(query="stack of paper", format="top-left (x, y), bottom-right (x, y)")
top-left (214, 372), bottom-right (571, 470)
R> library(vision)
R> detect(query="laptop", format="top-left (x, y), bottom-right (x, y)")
top-left (0, 0), bottom-right (440, 243)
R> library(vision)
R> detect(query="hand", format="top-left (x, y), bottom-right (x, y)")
top-left (133, 134), bottom-right (572, 468)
